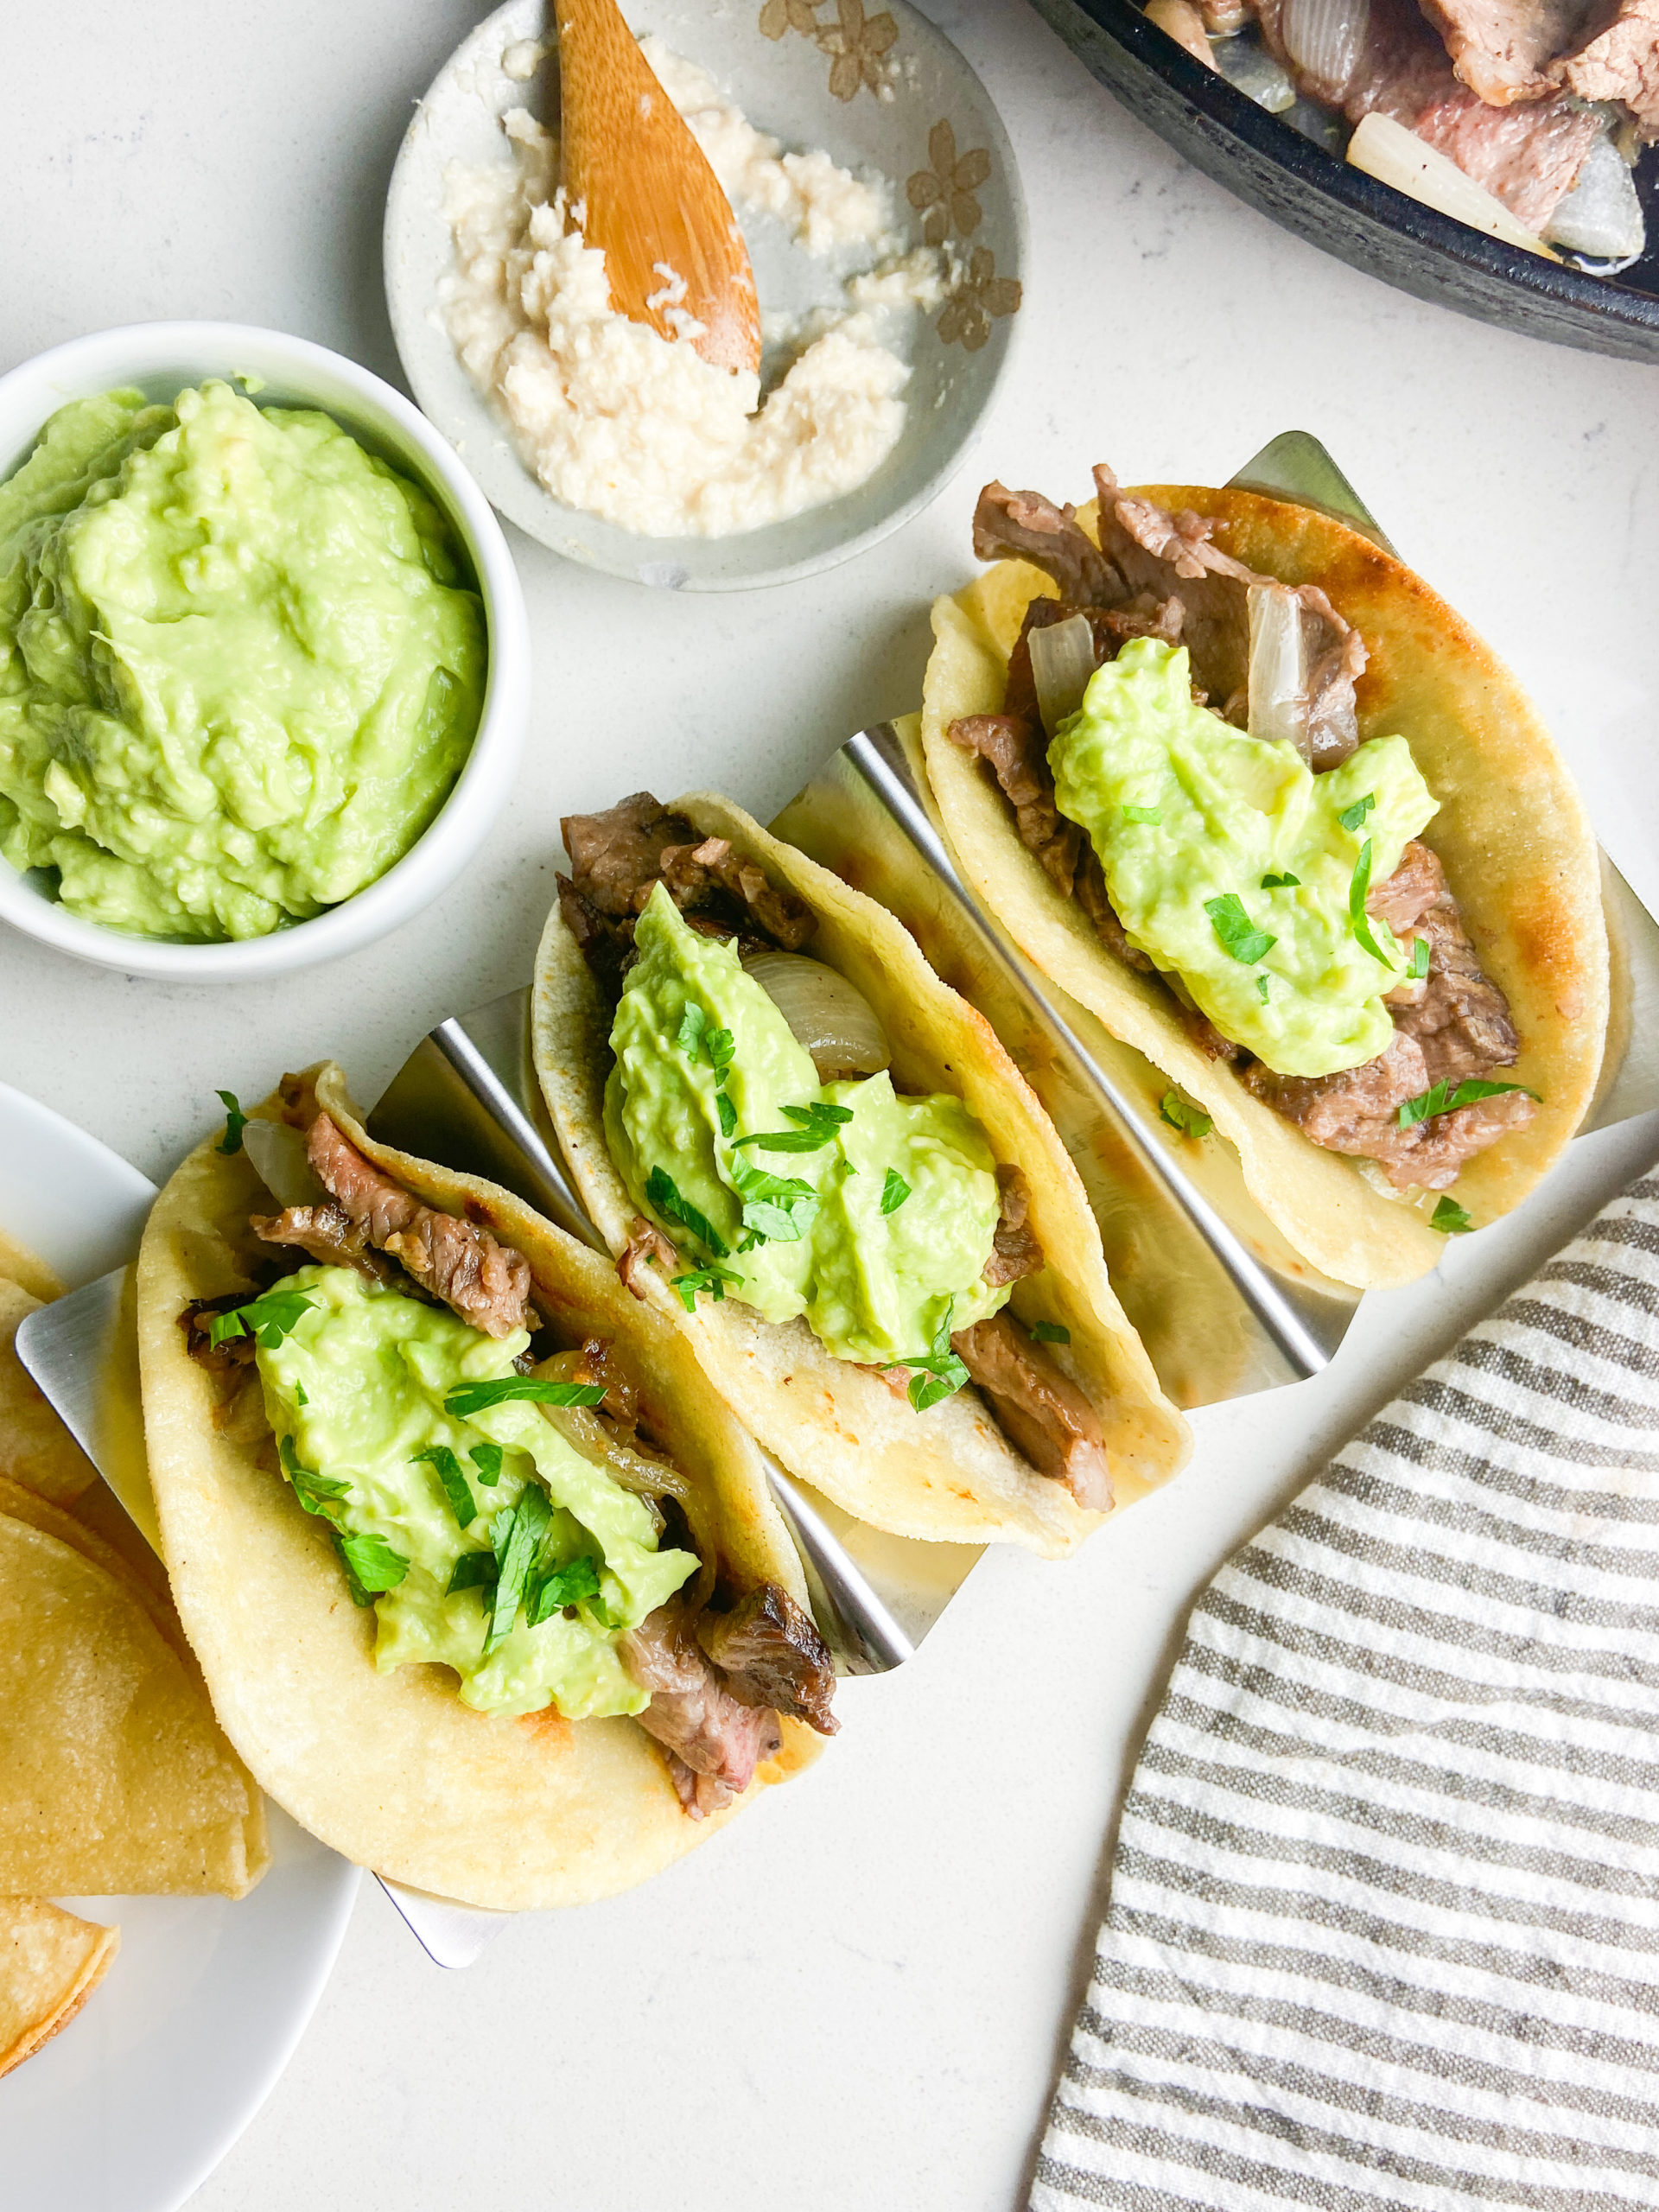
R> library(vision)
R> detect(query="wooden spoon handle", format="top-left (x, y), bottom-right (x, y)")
top-left (556, 0), bottom-right (762, 376)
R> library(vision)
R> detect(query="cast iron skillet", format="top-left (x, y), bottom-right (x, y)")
top-left (1032, 0), bottom-right (1659, 361)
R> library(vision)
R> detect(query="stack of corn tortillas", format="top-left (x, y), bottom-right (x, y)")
top-left (0, 1231), bottom-right (267, 2081)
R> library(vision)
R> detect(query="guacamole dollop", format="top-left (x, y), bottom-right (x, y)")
top-left (0, 380), bottom-right (486, 940)
top-left (1049, 636), bottom-right (1440, 1078)
top-left (605, 885), bottom-right (1008, 1365)
top-left (254, 1266), bottom-right (697, 1720)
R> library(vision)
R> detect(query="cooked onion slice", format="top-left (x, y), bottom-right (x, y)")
top-left (1211, 31), bottom-right (1297, 111)
top-left (1144, 0), bottom-right (1218, 66)
top-left (741, 950), bottom-right (890, 1082)
top-left (1246, 582), bottom-right (1311, 758)
top-left (242, 1118), bottom-right (325, 1208)
top-left (1346, 113), bottom-right (1560, 262)
top-left (1545, 133), bottom-right (1645, 265)
top-left (1279, 0), bottom-right (1369, 102)
top-left (1028, 613), bottom-right (1103, 737)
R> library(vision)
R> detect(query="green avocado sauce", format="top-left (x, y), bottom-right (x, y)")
top-left (0, 380), bottom-right (486, 941)
top-left (605, 884), bottom-right (1008, 1368)
top-left (1049, 636), bottom-right (1440, 1079)
top-left (253, 1266), bottom-right (696, 1720)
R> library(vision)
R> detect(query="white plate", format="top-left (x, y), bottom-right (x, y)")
top-left (385, 0), bottom-right (1027, 589)
top-left (0, 1079), bottom-right (361, 2212)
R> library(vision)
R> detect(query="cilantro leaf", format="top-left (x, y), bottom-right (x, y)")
top-left (1432, 1196), bottom-right (1474, 1235)
top-left (1348, 841), bottom-right (1395, 966)
top-left (1029, 1321), bottom-right (1071, 1344)
top-left (732, 1160), bottom-right (817, 1246)
top-left (446, 1550), bottom-right (499, 1594)
top-left (279, 1434), bottom-right (351, 1521)
top-left (676, 1001), bottom-right (708, 1060)
top-left (1261, 873), bottom-right (1300, 890)
top-left (215, 1089), bottom-right (247, 1154)
top-left (733, 1101), bottom-right (852, 1154)
top-left (207, 1287), bottom-right (315, 1352)
top-left (671, 1262), bottom-right (741, 1311)
top-left (1408, 937), bottom-right (1431, 981)
top-left (880, 1168), bottom-right (911, 1215)
top-left (1397, 1077), bottom-right (1539, 1130)
top-left (1121, 804), bottom-right (1162, 825)
top-left (645, 1165), bottom-right (728, 1257)
top-left (334, 1536), bottom-right (376, 1607)
top-left (294, 1382), bottom-right (308, 1406)
top-left (716, 1090), bottom-right (737, 1139)
top-left (1159, 1090), bottom-right (1213, 1141)
top-left (1204, 893), bottom-right (1274, 966)
top-left (704, 1028), bottom-right (735, 1085)
top-left (1338, 794), bottom-right (1376, 834)
top-left (415, 1444), bottom-right (477, 1528)
top-left (338, 1529), bottom-right (409, 1594)
top-left (446, 1376), bottom-right (608, 1417)
top-left (903, 1304), bottom-right (969, 1414)
top-left (1256, 976), bottom-right (1270, 1002)
top-left (526, 1553), bottom-right (602, 1628)
top-left (470, 1442), bottom-right (504, 1486)
top-left (486, 1484), bottom-right (551, 1651)
top-left (784, 1101), bottom-right (853, 1128)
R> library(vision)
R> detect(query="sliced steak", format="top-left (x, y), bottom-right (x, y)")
top-left (1075, 848), bottom-right (1157, 973)
top-left (946, 712), bottom-right (1082, 894)
top-left (1554, 0), bottom-right (1659, 130)
top-left (1412, 88), bottom-right (1599, 231)
top-left (950, 1313), bottom-right (1114, 1511)
top-left (255, 1113), bottom-right (535, 1338)
top-left (696, 1585), bottom-right (838, 1736)
top-left (556, 874), bottom-right (632, 1004)
top-left (1416, 0), bottom-right (1606, 102)
top-left (1391, 893), bottom-right (1522, 1088)
top-left (249, 1197), bottom-right (398, 1287)
top-left (658, 836), bottom-right (815, 950)
top-left (180, 1294), bottom-right (261, 1371)
top-left (1368, 838), bottom-right (1446, 932)
top-left (618, 1217), bottom-right (679, 1300)
top-left (621, 1599), bottom-right (785, 1819)
top-left (971, 480), bottom-right (1123, 606)
top-left (563, 793), bottom-right (700, 918)
top-left (984, 1166), bottom-right (1046, 1288)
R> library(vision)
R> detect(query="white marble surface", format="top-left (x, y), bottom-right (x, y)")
top-left (5, 3), bottom-right (1659, 2207)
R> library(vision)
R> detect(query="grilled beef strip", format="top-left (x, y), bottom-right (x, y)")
top-left (696, 1584), bottom-right (839, 1735)
top-left (1555, 0), bottom-right (1659, 131)
top-left (950, 1315), bottom-right (1114, 1512)
top-left (253, 1111), bottom-right (536, 1338)
top-left (179, 1290), bottom-right (264, 1370)
top-left (970, 480), bottom-right (1126, 604)
top-left (618, 1217), bottom-right (679, 1300)
top-left (984, 1166), bottom-right (1046, 1288)
top-left (620, 1597), bottom-right (790, 1819)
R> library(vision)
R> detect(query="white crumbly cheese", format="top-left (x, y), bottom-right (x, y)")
top-left (440, 51), bottom-right (938, 540)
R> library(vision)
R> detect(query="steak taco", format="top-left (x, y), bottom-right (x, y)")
top-left (137, 1065), bottom-right (833, 1910)
top-left (923, 467), bottom-right (1608, 1290)
top-left (534, 792), bottom-right (1190, 1557)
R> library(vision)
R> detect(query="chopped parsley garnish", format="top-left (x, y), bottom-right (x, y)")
top-left (732, 1101), bottom-right (853, 1154)
top-left (1431, 1196), bottom-right (1474, 1235)
top-left (880, 1168), bottom-right (911, 1216)
top-left (446, 1550), bottom-right (499, 1594)
top-left (335, 1537), bottom-right (376, 1607)
top-left (1396, 1077), bottom-right (1538, 1129)
top-left (444, 1376), bottom-right (607, 1417)
top-left (415, 1444), bottom-right (477, 1528)
top-left (526, 1553), bottom-right (602, 1628)
top-left (294, 1382), bottom-right (308, 1406)
top-left (486, 1484), bottom-right (551, 1651)
top-left (1408, 937), bottom-right (1431, 981)
top-left (705, 1027), bottom-right (735, 1084)
top-left (1256, 976), bottom-right (1270, 1002)
top-left (1348, 841), bottom-right (1394, 966)
top-left (1261, 873), bottom-right (1300, 890)
top-left (207, 1287), bottom-right (315, 1351)
top-left (469, 1442), bottom-right (504, 1486)
top-left (1029, 1321), bottom-right (1071, 1344)
top-left (732, 1160), bottom-right (817, 1245)
top-left (906, 1306), bottom-right (970, 1414)
top-left (1121, 804), bottom-right (1162, 825)
top-left (1338, 794), bottom-right (1376, 834)
top-left (1204, 892), bottom-right (1274, 966)
top-left (278, 1434), bottom-right (351, 1521)
top-left (645, 1165), bottom-right (728, 1257)
top-left (671, 1263), bottom-right (741, 1311)
top-left (337, 1529), bottom-right (409, 1595)
top-left (215, 1089), bottom-right (247, 1155)
top-left (1159, 1090), bottom-right (1213, 1141)
top-left (716, 1090), bottom-right (737, 1138)
top-left (677, 1001), bottom-right (708, 1059)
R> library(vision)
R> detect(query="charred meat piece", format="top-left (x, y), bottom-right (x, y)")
top-left (658, 836), bottom-right (815, 951)
top-left (1554, 0), bottom-right (1659, 131)
top-left (257, 1114), bottom-right (535, 1338)
top-left (1391, 893), bottom-right (1522, 1089)
top-left (971, 480), bottom-right (1125, 607)
top-left (984, 1166), bottom-right (1046, 1288)
top-left (1415, 0), bottom-right (1605, 103)
top-left (696, 1585), bottom-right (839, 1736)
top-left (1074, 849), bottom-right (1156, 974)
top-left (1367, 838), bottom-right (1446, 933)
top-left (248, 1197), bottom-right (398, 1287)
top-left (618, 1217), bottom-right (679, 1300)
top-left (1092, 464), bottom-right (1366, 769)
top-left (621, 1599), bottom-right (785, 1819)
top-left (946, 713), bottom-right (1083, 895)
top-left (563, 793), bottom-right (701, 918)
top-left (556, 874), bottom-right (632, 1005)
top-left (950, 1313), bottom-right (1114, 1512)
top-left (180, 1293), bottom-right (261, 1371)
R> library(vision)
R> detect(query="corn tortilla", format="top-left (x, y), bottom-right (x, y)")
top-left (0, 1899), bottom-right (119, 2080)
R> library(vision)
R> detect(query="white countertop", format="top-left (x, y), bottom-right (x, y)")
top-left (6, 3), bottom-right (1659, 2206)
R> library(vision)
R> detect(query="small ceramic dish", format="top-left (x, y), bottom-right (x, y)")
top-left (385, 0), bottom-right (1027, 590)
top-left (0, 321), bottom-right (530, 982)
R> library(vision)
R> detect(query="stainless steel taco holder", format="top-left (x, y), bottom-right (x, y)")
top-left (18, 433), bottom-right (1659, 1968)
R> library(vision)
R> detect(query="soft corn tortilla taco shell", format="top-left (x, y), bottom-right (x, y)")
top-left (0, 1513), bottom-right (267, 1897)
top-left (137, 1066), bottom-right (822, 1914)
top-left (0, 1899), bottom-right (119, 2081)
top-left (534, 795), bottom-right (1191, 1558)
top-left (0, 1229), bottom-right (64, 1304)
top-left (921, 486), bottom-right (1608, 1292)
top-left (0, 1277), bottom-right (99, 1503)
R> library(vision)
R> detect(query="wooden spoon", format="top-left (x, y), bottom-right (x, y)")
top-left (555, 0), bottom-right (762, 377)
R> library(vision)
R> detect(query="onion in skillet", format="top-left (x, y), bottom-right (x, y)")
top-left (1028, 612), bottom-right (1102, 736)
top-left (741, 950), bottom-right (890, 1082)
top-left (1279, 0), bottom-right (1370, 104)
top-left (242, 1117), bottom-right (325, 1208)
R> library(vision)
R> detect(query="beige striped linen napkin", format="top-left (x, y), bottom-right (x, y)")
top-left (1033, 1167), bottom-right (1659, 2212)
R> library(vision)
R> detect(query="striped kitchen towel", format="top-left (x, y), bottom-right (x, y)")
top-left (1033, 1168), bottom-right (1659, 2212)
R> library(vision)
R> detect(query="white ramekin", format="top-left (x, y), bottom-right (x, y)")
top-left (0, 322), bottom-right (530, 980)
